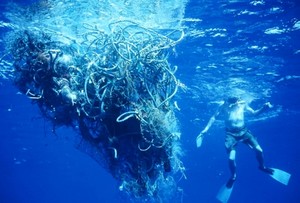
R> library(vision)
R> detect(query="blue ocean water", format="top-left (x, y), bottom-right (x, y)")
top-left (0, 0), bottom-right (299, 203)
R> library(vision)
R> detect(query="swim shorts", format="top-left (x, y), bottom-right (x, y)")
top-left (225, 127), bottom-right (259, 152)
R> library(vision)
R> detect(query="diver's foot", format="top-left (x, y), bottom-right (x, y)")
top-left (259, 166), bottom-right (274, 175)
top-left (226, 174), bottom-right (236, 188)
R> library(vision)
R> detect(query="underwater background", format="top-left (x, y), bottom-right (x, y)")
top-left (0, 0), bottom-right (299, 203)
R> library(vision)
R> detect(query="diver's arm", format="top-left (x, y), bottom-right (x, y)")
top-left (200, 115), bottom-right (216, 135)
top-left (196, 104), bottom-right (223, 148)
top-left (197, 107), bottom-right (221, 138)
top-left (245, 102), bottom-right (273, 116)
top-left (196, 114), bottom-right (217, 148)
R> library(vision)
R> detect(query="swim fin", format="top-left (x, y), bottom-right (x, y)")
top-left (216, 181), bottom-right (234, 203)
top-left (196, 135), bottom-right (203, 148)
top-left (269, 168), bottom-right (291, 186)
top-left (216, 176), bottom-right (236, 203)
top-left (260, 167), bottom-right (291, 185)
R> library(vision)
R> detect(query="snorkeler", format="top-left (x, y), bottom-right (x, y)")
top-left (196, 96), bottom-right (291, 203)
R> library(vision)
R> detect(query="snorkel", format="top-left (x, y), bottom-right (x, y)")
top-left (227, 96), bottom-right (245, 108)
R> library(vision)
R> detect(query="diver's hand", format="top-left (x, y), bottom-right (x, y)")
top-left (264, 102), bottom-right (273, 109)
top-left (197, 132), bottom-right (204, 139)
top-left (196, 132), bottom-right (205, 148)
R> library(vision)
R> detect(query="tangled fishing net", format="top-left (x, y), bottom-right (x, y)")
top-left (1, 0), bottom-right (186, 201)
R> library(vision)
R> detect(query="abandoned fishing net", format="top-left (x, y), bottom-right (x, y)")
top-left (1, 0), bottom-right (186, 201)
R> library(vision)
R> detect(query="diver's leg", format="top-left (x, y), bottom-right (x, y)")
top-left (216, 150), bottom-right (236, 202)
top-left (228, 149), bottom-right (237, 179)
top-left (216, 137), bottom-right (237, 202)
top-left (243, 130), bottom-right (273, 174)
top-left (254, 145), bottom-right (291, 185)
top-left (255, 145), bottom-right (274, 174)
top-left (224, 132), bottom-right (237, 188)
top-left (216, 152), bottom-right (236, 202)
top-left (249, 137), bottom-right (290, 185)
top-left (226, 149), bottom-right (237, 188)
top-left (255, 145), bottom-right (264, 168)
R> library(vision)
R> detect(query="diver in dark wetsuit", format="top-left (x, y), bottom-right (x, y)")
top-left (196, 96), bottom-right (291, 203)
